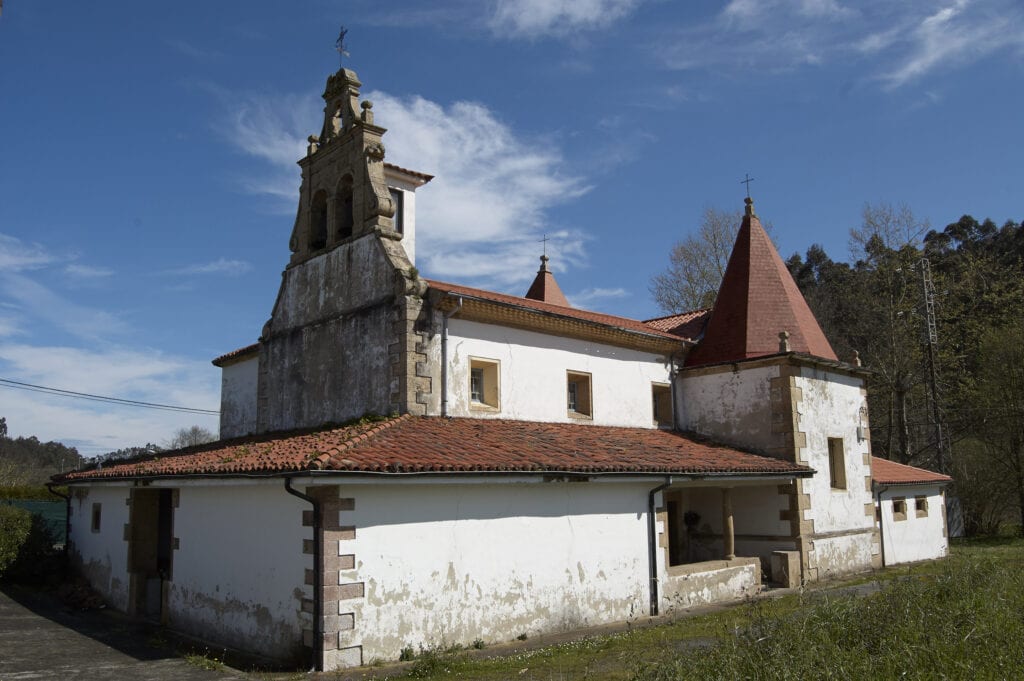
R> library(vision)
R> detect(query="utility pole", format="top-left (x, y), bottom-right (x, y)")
top-left (918, 258), bottom-right (949, 473)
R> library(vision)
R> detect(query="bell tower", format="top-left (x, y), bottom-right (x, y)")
top-left (288, 68), bottom-right (398, 264)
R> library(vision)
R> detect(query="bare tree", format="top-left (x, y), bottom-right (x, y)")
top-left (166, 425), bottom-right (217, 450)
top-left (650, 207), bottom-right (744, 313)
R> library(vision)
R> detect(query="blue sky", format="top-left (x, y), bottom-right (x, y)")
top-left (0, 0), bottom-right (1021, 456)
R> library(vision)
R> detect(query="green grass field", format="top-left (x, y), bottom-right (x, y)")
top-left (364, 538), bottom-right (1024, 681)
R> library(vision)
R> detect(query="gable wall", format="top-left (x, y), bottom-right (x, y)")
top-left (219, 356), bottom-right (258, 439)
top-left (878, 486), bottom-right (948, 565)
top-left (445, 318), bottom-right (672, 427)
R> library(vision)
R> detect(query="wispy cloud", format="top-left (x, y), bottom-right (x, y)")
top-left (0, 343), bottom-right (219, 456)
top-left (568, 286), bottom-right (629, 308)
top-left (489, 0), bottom-right (644, 38)
top-left (163, 258), bottom-right (252, 277)
top-left (0, 272), bottom-right (129, 341)
top-left (65, 263), bottom-right (114, 279)
top-left (165, 38), bottom-right (223, 61)
top-left (0, 233), bottom-right (56, 272)
top-left (658, 0), bottom-right (1024, 89)
top-left (220, 87), bottom-right (590, 290)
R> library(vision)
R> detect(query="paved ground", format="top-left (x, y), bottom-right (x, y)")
top-left (0, 585), bottom-right (247, 681)
top-left (0, 578), bottom-right (887, 680)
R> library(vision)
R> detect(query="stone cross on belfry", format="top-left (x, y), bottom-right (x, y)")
top-left (741, 173), bottom-right (755, 198)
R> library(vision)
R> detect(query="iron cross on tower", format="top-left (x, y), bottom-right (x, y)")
top-left (540, 234), bottom-right (550, 257)
top-left (336, 26), bottom-right (350, 66)
top-left (741, 173), bottom-right (755, 198)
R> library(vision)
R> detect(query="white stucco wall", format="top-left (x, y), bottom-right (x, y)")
top-left (445, 319), bottom-right (672, 427)
top-left (879, 487), bottom-right (948, 565)
top-left (68, 484), bottom-right (132, 612)
top-left (675, 365), bottom-right (777, 448)
top-left (167, 481), bottom-right (310, 659)
top-left (219, 356), bottom-right (259, 439)
top-left (323, 478), bottom-right (654, 663)
top-left (385, 180), bottom-right (418, 265)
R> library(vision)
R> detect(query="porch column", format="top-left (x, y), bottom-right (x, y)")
top-left (722, 487), bottom-right (735, 560)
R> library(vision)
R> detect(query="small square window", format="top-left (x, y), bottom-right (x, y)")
top-left (652, 383), bottom-right (672, 428)
top-left (469, 358), bottom-right (500, 410)
top-left (567, 371), bottom-right (592, 418)
top-left (827, 438), bottom-right (847, 490)
top-left (892, 497), bottom-right (908, 521)
top-left (91, 503), bottom-right (102, 533)
top-left (915, 496), bottom-right (928, 518)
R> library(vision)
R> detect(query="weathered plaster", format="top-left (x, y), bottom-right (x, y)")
top-left (67, 485), bottom-right (131, 612)
top-left (878, 486), bottom-right (948, 565)
top-left (444, 319), bottom-right (672, 427)
top-left (219, 356), bottom-right (258, 439)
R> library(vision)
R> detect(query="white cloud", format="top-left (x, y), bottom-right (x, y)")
top-left (65, 263), bottom-right (114, 279)
top-left (568, 286), bottom-right (629, 308)
top-left (0, 233), bottom-right (56, 272)
top-left (490, 0), bottom-right (643, 37)
top-left (0, 343), bottom-right (219, 457)
top-left (164, 257), bottom-right (252, 277)
top-left (221, 88), bottom-right (589, 290)
top-left (659, 0), bottom-right (1024, 89)
top-left (0, 272), bottom-right (129, 341)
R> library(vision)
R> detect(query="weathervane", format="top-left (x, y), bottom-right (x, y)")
top-left (336, 25), bottom-right (350, 66)
top-left (740, 173), bottom-right (755, 198)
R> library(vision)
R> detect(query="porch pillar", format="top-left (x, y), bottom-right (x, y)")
top-left (722, 487), bottom-right (735, 560)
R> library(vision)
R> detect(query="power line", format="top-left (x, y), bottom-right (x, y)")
top-left (0, 377), bottom-right (219, 415)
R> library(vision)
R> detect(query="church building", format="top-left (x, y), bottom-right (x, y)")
top-left (54, 64), bottom-right (950, 671)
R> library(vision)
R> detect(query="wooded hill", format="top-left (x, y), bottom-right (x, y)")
top-left (785, 210), bottom-right (1024, 535)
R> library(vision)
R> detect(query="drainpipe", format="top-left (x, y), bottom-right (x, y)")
top-left (647, 476), bottom-right (673, 616)
top-left (46, 483), bottom-right (71, 557)
top-left (284, 477), bottom-right (322, 672)
top-left (440, 296), bottom-right (463, 417)
top-left (669, 354), bottom-right (679, 431)
top-left (874, 483), bottom-right (887, 568)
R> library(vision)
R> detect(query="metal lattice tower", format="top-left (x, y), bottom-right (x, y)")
top-left (919, 258), bottom-right (949, 473)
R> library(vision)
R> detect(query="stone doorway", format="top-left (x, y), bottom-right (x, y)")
top-left (127, 488), bottom-right (175, 623)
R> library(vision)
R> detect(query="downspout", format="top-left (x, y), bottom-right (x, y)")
top-left (285, 477), bottom-right (322, 672)
top-left (647, 476), bottom-right (673, 616)
top-left (46, 482), bottom-right (71, 558)
top-left (440, 295), bottom-right (463, 417)
top-left (669, 354), bottom-right (679, 431)
top-left (874, 483), bottom-right (887, 568)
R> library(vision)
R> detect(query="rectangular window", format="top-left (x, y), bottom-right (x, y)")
top-left (915, 495), bottom-right (928, 518)
top-left (389, 188), bottom-right (404, 235)
top-left (91, 503), bottom-right (102, 533)
top-left (566, 371), bottom-right (592, 418)
top-left (652, 383), bottom-right (672, 428)
top-left (892, 497), bottom-right (908, 521)
top-left (828, 437), bottom-right (847, 489)
top-left (469, 358), bottom-right (499, 410)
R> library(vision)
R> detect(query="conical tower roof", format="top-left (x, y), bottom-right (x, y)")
top-left (524, 255), bottom-right (571, 307)
top-left (685, 197), bottom-right (837, 367)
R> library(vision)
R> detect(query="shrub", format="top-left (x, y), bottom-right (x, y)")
top-left (2, 510), bottom-right (62, 583)
top-left (0, 505), bottom-right (32, 577)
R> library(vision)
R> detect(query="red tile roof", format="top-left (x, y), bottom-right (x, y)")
top-left (685, 199), bottom-right (837, 367)
top-left (427, 280), bottom-right (684, 343)
top-left (872, 456), bottom-right (952, 486)
top-left (524, 256), bottom-right (571, 307)
top-left (212, 343), bottom-right (259, 367)
top-left (644, 309), bottom-right (711, 342)
top-left (55, 416), bottom-right (811, 482)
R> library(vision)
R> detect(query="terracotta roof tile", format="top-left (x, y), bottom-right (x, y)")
top-left (55, 416), bottom-right (811, 482)
top-left (383, 162), bottom-right (434, 183)
top-left (427, 280), bottom-right (683, 343)
top-left (872, 456), bottom-right (952, 486)
top-left (686, 199), bottom-right (837, 366)
top-left (212, 343), bottom-right (259, 367)
top-left (644, 309), bottom-right (711, 341)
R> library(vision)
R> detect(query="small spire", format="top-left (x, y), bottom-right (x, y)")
top-left (524, 253), bottom-right (570, 307)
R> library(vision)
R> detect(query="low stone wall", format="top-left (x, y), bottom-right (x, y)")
top-left (660, 556), bottom-right (761, 610)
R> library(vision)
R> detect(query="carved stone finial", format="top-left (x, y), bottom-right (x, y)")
top-left (778, 330), bottom-right (790, 353)
top-left (852, 350), bottom-right (861, 367)
top-left (306, 135), bottom-right (320, 156)
top-left (538, 254), bottom-right (550, 272)
top-left (361, 100), bottom-right (374, 124)
top-left (744, 196), bottom-right (755, 218)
